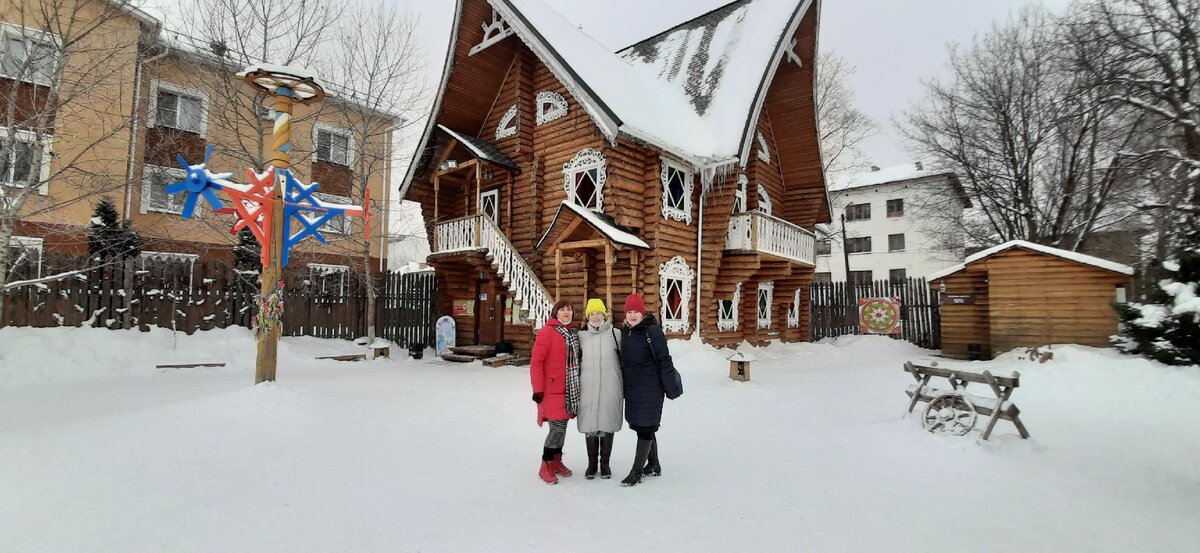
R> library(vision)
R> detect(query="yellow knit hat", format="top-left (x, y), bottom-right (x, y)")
top-left (584, 298), bottom-right (608, 318)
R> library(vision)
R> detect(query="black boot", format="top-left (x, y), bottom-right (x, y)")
top-left (642, 437), bottom-right (661, 477)
top-left (621, 438), bottom-right (653, 487)
top-left (584, 436), bottom-right (600, 480)
top-left (599, 435), bottom-right (614, 479)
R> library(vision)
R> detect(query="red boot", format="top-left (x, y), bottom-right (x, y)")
top-left (550, 450), bottom-right (573, 477)
top-left (539, 460), bottom-right (558, 484)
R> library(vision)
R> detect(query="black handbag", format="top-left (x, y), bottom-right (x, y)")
top-left (646, 334), bottom-right (683, 400)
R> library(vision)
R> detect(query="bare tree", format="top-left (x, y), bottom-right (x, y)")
top-left (1, 0), bottom-right (146, 317)
top-left (815, 53), bottom-right (877, 182)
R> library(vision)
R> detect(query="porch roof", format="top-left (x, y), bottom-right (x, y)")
top-left (437, 124), bottom-right (520, 169)
top-left (536, 201), bottom-right (651, 251)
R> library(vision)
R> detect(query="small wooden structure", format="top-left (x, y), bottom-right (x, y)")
top-left (727, 352), bottom-right (755, 382)
top-left (928, 241), bottom-right (1134, 360)
top-left (903, 361), bottom-right (1029, 441)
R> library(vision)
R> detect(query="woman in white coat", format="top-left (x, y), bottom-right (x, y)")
top-left (577, 298), bottom-right (624, 479)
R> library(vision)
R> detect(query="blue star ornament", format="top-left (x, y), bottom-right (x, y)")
top-left (280, 169), bottom-right (347, 266)
top-left (164, 145), bottom-right (231, 218)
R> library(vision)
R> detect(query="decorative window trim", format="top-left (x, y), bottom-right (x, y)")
top-left (0, 23), bottom-right (60, 86)
top-left (314, 192), bottom-right (353, 235)
top-left (716, 282), bottom-right (741, 332)
top-left (312, 122), bottom-right (356, 166)
top-left (787, 288), bottom-right (801, 328)
top-left (140, 164), bottom-right (191, 215)
top-left (785, 38), bottom-right (803, 67)
top-left (469, 9), bottom-right (515, 57)
top-left (659, 157), bottom-right (694, 224)
top-left (563, 148), bottom-right (607, 212)
top-left (757, 281), bottom-right (774, 329)
top-left (496, 105), bottom-right (518, 140)
top-left (0, 125), bottom-right (51, 194)
top-left (7, 235), bottom-right (44, 278)
top-left (658, 256), bottom-right (695, 334)
top-left (756, 131), bottom-right (771, 164)
top-left (148, 80), bottom-right (209, 137)
top-left (757, 183), bottom-right (772, 216)
top-left (535, 91), bottom-right (569, 126)
top-left (732, 174), bottom-right (747, 213)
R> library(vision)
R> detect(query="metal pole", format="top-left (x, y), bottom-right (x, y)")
top-left (840, 213), bottom-right (851, 282)
top-left (254, 87), bottom-right (295, 384)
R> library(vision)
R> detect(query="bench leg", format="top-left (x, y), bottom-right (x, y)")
top-left (906, 375), bottom-right (931, 415)
top-left (1011, 414), bottom-right (1031, 439)
top-left (981, 410), bottom-right (1004, 441)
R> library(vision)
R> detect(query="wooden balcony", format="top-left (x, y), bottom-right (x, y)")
top-left (724, 211), bottom-right (817, 266)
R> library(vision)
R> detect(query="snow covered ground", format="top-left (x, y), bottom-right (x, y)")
top-left (1, 326), bottom-right (1197, 552)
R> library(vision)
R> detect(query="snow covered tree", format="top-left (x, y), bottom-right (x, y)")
top-left (87, 198), bottom-right (140, 262)
top-left (815, 53), bottom-right (877, 183)
top-left (1114, 250), bottom-right (1200, 366)
top-left (232, 227), bottom-right (260, 273)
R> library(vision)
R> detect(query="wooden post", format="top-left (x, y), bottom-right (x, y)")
top-left (630, 249), bottom-right (639, 293)
top-left (475, 161), bottom-right (482, 218)
top-left (254, 87), bottom-right (295, 384)
top-left (555, 248), bottom-right (561, 301)
top-left (605, 243), bottom-right (613, 311)
top-left (582, 250), bottom-right (590, 302)
top-left (433, 174), bottom-right (440, 224)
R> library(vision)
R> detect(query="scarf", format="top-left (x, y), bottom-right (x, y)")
top-left (554, 325), bottom-right (582, 415)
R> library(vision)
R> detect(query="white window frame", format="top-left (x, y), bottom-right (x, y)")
top-left (312, 122), bottom-right (355, 166)
top-left (139, 251), bottom-right (199, 292)
top-left (756, 131), bottom-right (771, 164)
top-left (787, 288), bottom-right (801, 328)
top-left (757, 281), bottom-right (774, 329)
top-left (732, 174), bottom-right (747, 213)
top-left (0, 126), bottom-right (51, 194)
top-left (496, 104), bottom-right (518, 140)
top-left (140, 164), bottom-right (192, 215)
top-left (716, 282), bottom-right (741, 332)
top-left (148, 80), bottom-right (209, 137)
top-left (308, 263), bottom-right (350, 301)
top-left (535, 91), bottom-right (568, 126)
top-left (314, 192), bottom-right (353, 235)
top-left (479, 188), bottom-right (500, 225)
top-left (660, 157), bottom-right (694, 224)
top-left (7, 235), bottom-right (44, 278)
top-left (757, 183), bottom-right (772, 216)
top-left (658, 256), bottom-right (694, 334)
top-left (0, 23), bottom-right (59, 86)
top-left (563, 148), bottom-right (607, 212)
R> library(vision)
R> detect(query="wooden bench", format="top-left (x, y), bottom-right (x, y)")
top-left (903, 361), bottom-right (1030, 441)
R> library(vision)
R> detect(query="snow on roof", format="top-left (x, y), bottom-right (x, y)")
top-left (830, 163), bottom-right (950, 192)
top-left (727, 352), bottom-right (757, 362)
top-left (437, 125), bottom-right (520, 169)
top-left (927, 240), bottom-right (1135, 282)
top-left (537, 201), bottom-right (651, 250)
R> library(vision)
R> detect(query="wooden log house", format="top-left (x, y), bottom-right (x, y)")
top-left (400, 0), bottom-right (832, 352)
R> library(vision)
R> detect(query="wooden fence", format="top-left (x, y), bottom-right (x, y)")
top-left (1, 257), bottom-right (439, 347)
top-left (810, 278), bottom-right (941, 350)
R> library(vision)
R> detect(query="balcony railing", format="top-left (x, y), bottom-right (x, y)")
top-left (724, 211), bottom-right (816, 266)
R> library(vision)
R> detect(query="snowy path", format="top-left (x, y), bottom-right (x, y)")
top-left (1, 327), bottom-right (1198, 552)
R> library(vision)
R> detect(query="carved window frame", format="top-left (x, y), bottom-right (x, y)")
top-left (757, 281), bottom-right (774, 329)
top-left (496, 105), bottom-right (518, 140)
top-left (563, 148), bottom-right (607, 212)
top-left (659, 256), bottom-right (694, 334)
top-left (716, 282), bottom-right (741, 332)
top-left (757, 183), bottom-right (772, 216)
top-left (787, 288), bottom-right (801, 328)
top-left (660, 157), bottom-right (694, 224)
top-left (469, 10), bottom-right (515, 56)
top-left (535, 91), bottom-right (568, 126)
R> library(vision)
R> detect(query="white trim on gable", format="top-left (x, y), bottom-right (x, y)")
top-left (535, 91), bottom-right (569, 126)
top-left (496, 105), bottom-right (518, 140)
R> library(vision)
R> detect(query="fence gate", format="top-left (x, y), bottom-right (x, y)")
top-left (809, 278), bottom-right (941, 350)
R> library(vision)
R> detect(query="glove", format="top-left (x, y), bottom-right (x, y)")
top-left (532, 392), bottom-right (544, 404)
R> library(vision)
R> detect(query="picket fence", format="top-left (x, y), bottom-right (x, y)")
top-left (809, 278), bottom-right (941, 350)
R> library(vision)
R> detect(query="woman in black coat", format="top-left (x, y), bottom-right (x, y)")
top-left (618, 293), bottom-right (683, 487)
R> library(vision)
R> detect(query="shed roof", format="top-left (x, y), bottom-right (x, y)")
top-left (437, 125), bottom-right (520, 169)
top-left (928, 240), bottom-right (1135, 282)
top-left (536, 201), bottom-right (651, 251)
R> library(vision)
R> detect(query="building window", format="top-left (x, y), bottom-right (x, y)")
top-left (309, 263), bottom-right (350, 302)
top-left (0, 25), bottom-right (57, 85)
top-left (1115, 285), bottom-right (1128, 304)
top-left (660, 158), bottom-right (694, 224)
top-left (141, 164), bottom-right (191, 215)
top-left (849, 270), bottom-right (873, 286)
top-left (787, 288), bottom-right (802, 328)
top-left (479, 188), bottom-right (500, 225)
top-left (732, 174), bottom-right (748, 213)
top-left (0, 127), bottom-right (49, 191)
top-left (756, 184), bottom-right (772, 216)
top-left (889, 269), bottom-right (907, 285)
top-left (887, 198), bottom-right (904, 217)
top-left (817, 239), bottom-right (832, 256)
top-left (756, 131), bottom-right (771, 164)
top-left (813, 272), bottom-right (832, 284)
top-left (716, 282), bottom-right (741, 332)
top-left (314, 192), bottom-right (353, 235)
top-left (658, 256), bottom-right (694, 334)
top-left (496, 104), bottom-right (518, 140)
top-left (149, 81), bottom-right (208, 136)
top-left (6, 235), bottom-right (43, 279)
top-left (845, 203), bottom-right (871, 222)
top-left (757, 281), bottom-right (774, 328)
top-left (563, 148), bottom-right (607, 211)
top-left (846, 236), bottom-right (872, 254)
top-left (535, 91), bottom-right (568, 125)
top-left (888, 233), bottom-right (905, 252)
top-left (313, 123), bottom-right (354, 166)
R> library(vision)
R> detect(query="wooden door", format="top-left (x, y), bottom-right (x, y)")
top-left (478, 281), bottom-right (499, 345)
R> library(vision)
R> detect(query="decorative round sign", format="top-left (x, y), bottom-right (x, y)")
top-left (858, 297), bottom-right (902, 334)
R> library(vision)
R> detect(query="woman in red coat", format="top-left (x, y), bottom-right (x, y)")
top-left (529, 299), bottom-right (582, 484)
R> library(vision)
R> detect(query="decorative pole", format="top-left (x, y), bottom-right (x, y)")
top-left (239, 66), bottom-right (326, 384)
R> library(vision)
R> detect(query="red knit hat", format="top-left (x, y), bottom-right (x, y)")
top-left (623, 293), bottom-right (647, 314)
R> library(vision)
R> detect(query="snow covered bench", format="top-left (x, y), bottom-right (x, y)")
top-left (903, 362), bottom-right (1030, 441)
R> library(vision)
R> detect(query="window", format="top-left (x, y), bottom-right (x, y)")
top-left (479, 189), bottom-right (500, 224)
top-left (496, 104), bottom-right (518, 140)
top-left (845, 203), bottom-right (871, 222)
top-left (150, 81), bottom-right (208, 136)
top-left (1115, 285), bottom-right (1128, 304)
top-left (1, 25), bottom-right (56, 85)
top-left (716, 282), bottom-right (741, 332)
top-left (732, 174), bottom-right (748, 213)
top-left (757, 281), bottom-right (774, 328)
top-left (0, 127), bottom-right (49, 191)
top-left (563, 148), bottom-right (607, 211)
top-left (756, 184), bottom-right (772, 216)
top-left (313, 123), bottom-right (354, 166)
top-left (888, 233), bottom-right (905, 252)
top-left (813, 272), bottom-right (832, 284)
top-left (889, 269), bottom-right (907, 285)
top-left (817, 239), bottom-right (832, 256)
top-left (849, 270), bottom-right (873, 286)
top-left (141, 164), bottom-right (191, 215)
top-left (846, 237), bottom-right (872, 254)
top-left (756, 131), bottom-right (771, 164)
top-left (535, 91), bottom-right (568, 125)
top-left (787, 288), bottom-right (801, 328)
top-left (658, 256), bottom-right (694, 333)
top-left (314, 192), bottom-right (352, 235)
top-left (660, 158), bottom-right (694, 223)
top-left (309, 263), bottom-right (350, 302)
top-left (6, 236), bottom-right (43, 279)
top-left (887, 198), bottom-right (904, 217)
